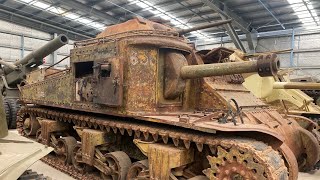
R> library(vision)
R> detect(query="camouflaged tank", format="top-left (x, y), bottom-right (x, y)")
top-left (17, 17), bottom-right (320, 180)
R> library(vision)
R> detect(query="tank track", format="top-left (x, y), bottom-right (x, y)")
top-left (302, 90), bottom-right (320, 105)
top-left (303, 90), bottom-right (320, 97)
top-left (41, 155), bottom-right (101, 180)
top-left (18, 169), bottom-right (50, 180)
top-left (3, 100), bottom-right (10, 127)
top-left (17, 106), bottom-right (289, 180)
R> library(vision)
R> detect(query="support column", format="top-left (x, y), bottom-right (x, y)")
top-left (20, 34), bottom-right (24, 59)
top-left (51, 33), bottom-right (58, 66)
top-left (290, 28), bottom-right (295, 67)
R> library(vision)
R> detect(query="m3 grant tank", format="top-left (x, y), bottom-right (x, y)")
top-left (17, 18), bottom-right (319, 180)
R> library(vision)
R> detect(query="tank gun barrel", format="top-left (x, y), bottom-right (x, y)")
top-left (180, 58), bottom-right (279, 79)
top-left (273, 82), bottom-right (320, 90)
top-left (4, 34), bottom-right (69, 74)
top-left (177, 19), bottom-right (232, 35)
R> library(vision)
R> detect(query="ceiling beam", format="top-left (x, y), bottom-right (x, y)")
top-left (200, 0), bottom-right (255, 52)
top-left (200, 0), bottom-right (253, 33)
top-left (0, 6), bottom-right (94, 40)
top-left (257, 0), bottom-right (285, 29)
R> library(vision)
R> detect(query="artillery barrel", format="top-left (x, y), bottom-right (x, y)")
top-left (180, 58), bottom-right (280, 79)
top-left (273, 82), bottom-right (320, 90)
top-left (4, 34), bottom-right (69, 74)
top-left (177, 19), bottom-right (232, 35)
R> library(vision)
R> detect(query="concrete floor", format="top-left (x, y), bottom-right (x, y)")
top-left (28, 160), bottom-right (320, 180)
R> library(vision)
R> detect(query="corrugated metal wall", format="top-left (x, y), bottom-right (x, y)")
top-left (0, 19), bottom-right (73, 68)
top-left (197, 33), bottom-right (320, 81)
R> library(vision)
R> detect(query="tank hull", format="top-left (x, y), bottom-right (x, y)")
top-left (18, 18), bottom-right (320, 180)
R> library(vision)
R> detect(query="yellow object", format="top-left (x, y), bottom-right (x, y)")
top-left (243, 71), bottom-right (320, 115)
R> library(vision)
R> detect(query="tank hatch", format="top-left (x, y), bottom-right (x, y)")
top-left (96, 17), bottom-right (175, 38)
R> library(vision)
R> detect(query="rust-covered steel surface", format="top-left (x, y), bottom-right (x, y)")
top-left (18, 18), bottom-right (320, 180)
top-left (273, 82), bottom-right (320, 90)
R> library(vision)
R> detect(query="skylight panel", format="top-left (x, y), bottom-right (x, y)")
top-left (48, 7), bottom-right (65, 15)
top-left (64, 12), bottom-right (80, 20)
top-left (136, 2), bottom-right (148, 8)
top-left (287, 0), bottom-right (319, 26)
top-left (130, 0), bottom-right (211, 40)
top-left (148, 9), bottom-right (161, 15)
top-left (170, 19), bottom-right (182, 26)
top-left (32, 1), bottom-right (50, 9)
top-left (14, 0), bottom-right (107, 31)
top-left (77, 17), bottom-right (93, 24)
top-left (90, 22), bottom-right (105, 29)
top-left (18, 0), bottom-right (33, 3)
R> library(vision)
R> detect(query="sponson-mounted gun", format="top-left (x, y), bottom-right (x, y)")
top-left (0, 34), bottom-right (69, 128)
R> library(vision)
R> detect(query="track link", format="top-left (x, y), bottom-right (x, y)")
top-left (17, 106), bottom-right (289, 180)
top-left (18, 169), bottom-right (50, 180)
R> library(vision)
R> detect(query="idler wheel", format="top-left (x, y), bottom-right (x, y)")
top-left (126, 160), bottom-right (149, 179)
top-left (23, 114), bottom-right (40, 136)
top-left (101, 151), bottom-right (132, 180)
top-left (54, 136), bottom-right (77, 164)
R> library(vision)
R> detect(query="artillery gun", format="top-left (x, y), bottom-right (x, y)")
top-left (290, 77), bottom-right (320, 106)
top-left (17, 18), bottom-right (320, 180)
top-left (0, 34), bottom-right (69, 128)
top-left (239, 54), bottom-right (320, 126)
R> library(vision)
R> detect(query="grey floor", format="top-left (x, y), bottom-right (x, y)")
top-left (29, 160), bottom-right (320, 180)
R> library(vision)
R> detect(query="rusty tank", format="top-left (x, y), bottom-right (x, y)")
top-left (17, 18), bottom-right (320, 180)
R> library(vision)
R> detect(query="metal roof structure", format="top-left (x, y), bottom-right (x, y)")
top-left (0, 0), bottom-right (319, 43)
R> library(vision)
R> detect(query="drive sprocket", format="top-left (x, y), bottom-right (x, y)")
top-left (203, 139), bottom-right (288, 180)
